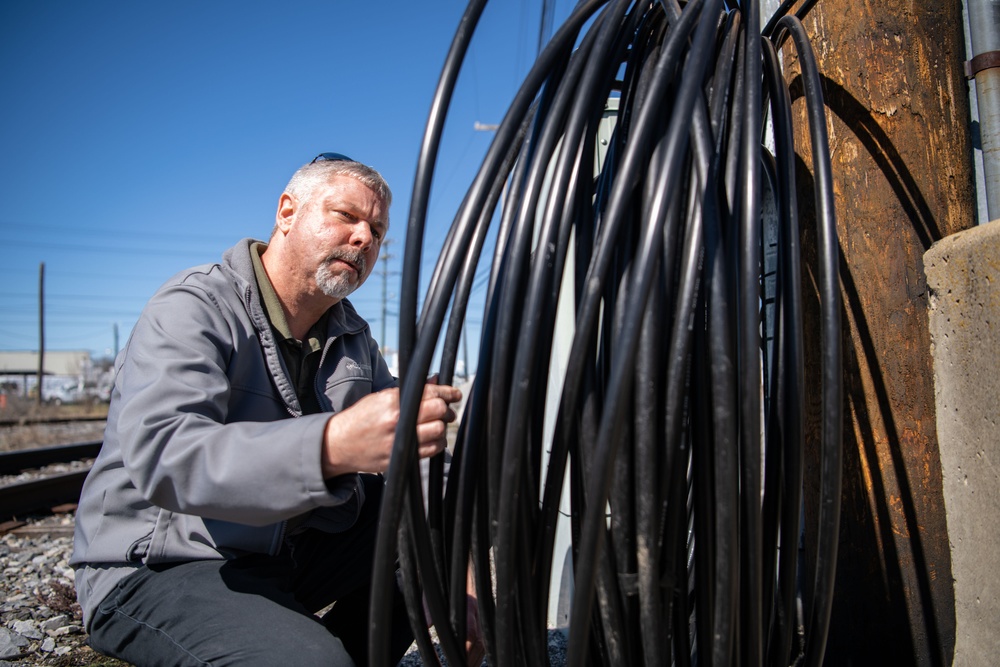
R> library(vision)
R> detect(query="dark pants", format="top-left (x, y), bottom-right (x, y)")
top-left (86, 476), bottom-right (413, 666)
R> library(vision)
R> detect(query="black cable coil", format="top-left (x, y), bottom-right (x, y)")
top-left (369, 0), bottom-right (842, 665)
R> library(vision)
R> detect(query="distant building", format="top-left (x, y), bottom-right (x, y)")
top-left (0, 350), bottom-right (105, 402)
top-left (0, 350), bottom-right (91, 377)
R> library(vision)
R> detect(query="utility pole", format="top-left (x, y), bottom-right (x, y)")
top-left (783, 3), bottom-right (975, 664)
top-left (37, 262), bottom-right (45, 405)
top-left (462, 328), bottom-right (469, 381)
top-left (379, 239), bottom-right (394, 356)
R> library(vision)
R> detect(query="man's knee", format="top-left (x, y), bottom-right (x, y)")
top-left (85, 560), bottom-right (358, 667)
top-left (89, 599), bottom-right (357, 667)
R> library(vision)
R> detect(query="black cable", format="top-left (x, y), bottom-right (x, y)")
top-left (370, 2), bottom-right (843, 666)
top-left (736, 1), bottom-right (764, 664)
top-left (369, 1), bottom-right (488, 664)
top-left (771, 14), bottom-right (842, 667)
top-left (566, 1), bottom-right (723, 665)
top-left (494, 2), bottom-right (641, 664)
top-left (373, 0), bottom-right (612, 662)
top-left (760, 34), bottom-right (805, 667)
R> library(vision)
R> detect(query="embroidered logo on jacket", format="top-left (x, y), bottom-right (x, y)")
top-left (344, 360), bottom-right (371, 373)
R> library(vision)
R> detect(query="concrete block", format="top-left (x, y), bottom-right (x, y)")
top-left (924, 219), bottom-right (1000, 666)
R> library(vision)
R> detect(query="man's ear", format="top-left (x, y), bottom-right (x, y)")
top-left (275, 193), bottom-right (297, 234)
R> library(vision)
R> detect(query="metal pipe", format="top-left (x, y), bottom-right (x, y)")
top-left (966, 0), bottom-right (1000, 219)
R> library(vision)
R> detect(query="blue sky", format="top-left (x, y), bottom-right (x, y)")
top-left (0, 0), bottom-right (573, 373)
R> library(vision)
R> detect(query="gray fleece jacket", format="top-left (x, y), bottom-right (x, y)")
top-left (70, 238), bottom-right (395, 628)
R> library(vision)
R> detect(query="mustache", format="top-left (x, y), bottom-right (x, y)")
top-left (324, 249), bottom-right (367, 276)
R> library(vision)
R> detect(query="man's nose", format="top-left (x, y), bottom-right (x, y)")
top-left (349, 222), bottom-right (374, 251)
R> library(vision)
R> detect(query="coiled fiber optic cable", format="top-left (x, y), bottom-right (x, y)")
top-left (369, 1), bottom-right (843, 666)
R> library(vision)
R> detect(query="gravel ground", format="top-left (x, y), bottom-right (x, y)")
top-left (0, 514), bottom-right (122, 666)
top-left (1, 414), bottom-right (116, 664)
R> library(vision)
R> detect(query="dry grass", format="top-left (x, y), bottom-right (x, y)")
top-left (0, 395), bottom-right (108, 452)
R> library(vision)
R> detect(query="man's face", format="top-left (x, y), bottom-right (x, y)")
top-left (282, 174), bottom-right (388, 302)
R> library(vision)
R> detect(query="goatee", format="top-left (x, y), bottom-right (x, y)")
top-left (315, 249), bottom-right (367, 300)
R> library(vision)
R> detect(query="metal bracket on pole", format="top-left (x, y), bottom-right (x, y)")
top-left (964, 49), bottom-right (1000, 79)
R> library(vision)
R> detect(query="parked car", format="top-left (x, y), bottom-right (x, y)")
top-left (43, 381), bottom-right (85, 405)
top-left (85, 384), bottom-right (112, 402)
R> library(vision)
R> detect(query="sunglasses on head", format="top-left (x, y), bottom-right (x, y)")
top-left (311, 152), bottom-right (355, 163)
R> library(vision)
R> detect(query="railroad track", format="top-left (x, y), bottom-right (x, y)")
top-left (0, 441), bottom-right (101, 525)
top-left (0, 414), bottom-right (108, 427)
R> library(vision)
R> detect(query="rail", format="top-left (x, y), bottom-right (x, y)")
top-left (0, 441), bottom-right (102, 475)
top-left (0, 415), bottom-right (107, 428)
top-left (0, 441), bottom-right (100, 523)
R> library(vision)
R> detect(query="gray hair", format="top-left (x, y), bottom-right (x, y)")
top-left (276, 159), bottom-right (392, 233)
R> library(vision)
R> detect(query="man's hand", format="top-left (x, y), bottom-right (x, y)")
top-left (321, 382), bottom-right (461, 479)
top-left (465, 583), bottom-right (486, 667)
top-left (420, 566), bottom-right (486, 667)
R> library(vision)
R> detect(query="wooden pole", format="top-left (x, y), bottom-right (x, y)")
top-left (781, 2), bottom-right (977, 664)
top-left (37, 262), bottom-right (45, 405)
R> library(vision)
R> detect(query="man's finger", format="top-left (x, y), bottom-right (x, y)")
top-left (421, 382), bottom-right (462, 404)
top-left (415, 428), bottom-right (448, 458)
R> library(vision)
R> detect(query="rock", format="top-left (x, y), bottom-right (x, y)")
top-left (10, 619), bottom-right (41, 640)
top-left (41, 614), bottom-right (71, 633)
top-left (0, 627), bottom-right (28, 659)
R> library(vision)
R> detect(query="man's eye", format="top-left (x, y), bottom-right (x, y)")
top-left (371, 226), bottom-right (382, 241)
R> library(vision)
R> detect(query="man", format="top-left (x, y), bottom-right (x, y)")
top-left (71, 154), bottom-right (477, 666)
